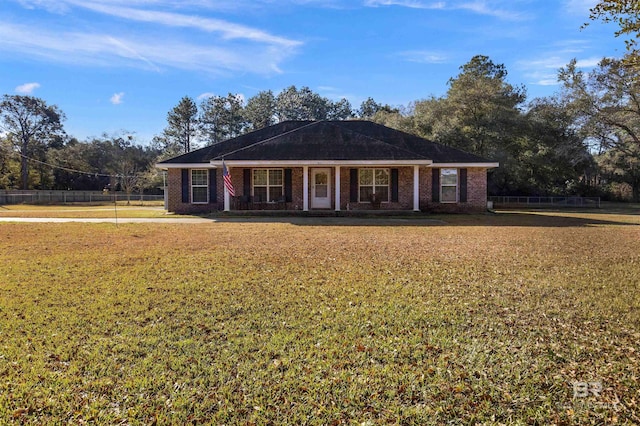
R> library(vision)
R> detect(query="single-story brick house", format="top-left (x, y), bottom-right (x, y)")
top-left (156, 120), bottom-right (498, 214)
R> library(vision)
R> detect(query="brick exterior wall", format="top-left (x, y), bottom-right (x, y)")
top-left (167, 168), bottom-right (222, 214)
top-left (420, 167), bottom-right (432, 211)
top-left (339, 167), bottom-right (414, 211)
top-left (422, 167), bottom-right (488, 213)
top-left (466, 167), bottom-right (488, 210)
top-left (166, 166), bottom-right (489, 214)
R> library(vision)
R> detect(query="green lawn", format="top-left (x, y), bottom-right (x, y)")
top-left (0, 212), bottom-right (638, 424)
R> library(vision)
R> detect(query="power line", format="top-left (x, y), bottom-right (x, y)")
top-left (10, 150), bottom-right (139, 179)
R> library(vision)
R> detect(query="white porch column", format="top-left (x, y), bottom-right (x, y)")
top-left (335, 166), bottom-right (341, 211)
top-left (224, 184), bottom-right (230, 212)
top-left (413, 165), bottom-right (420, 212)
top-left (303, 166), bottom-right (309, 211)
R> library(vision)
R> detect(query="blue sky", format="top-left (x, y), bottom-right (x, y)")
top-left (0, 0), bottom-right (624, 143)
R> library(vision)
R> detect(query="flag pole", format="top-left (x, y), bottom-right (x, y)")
top-left (222, 158), bottom-right (235, 212)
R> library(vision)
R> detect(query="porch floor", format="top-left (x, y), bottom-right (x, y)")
top-left (214, 209), bottom-right (427, 217)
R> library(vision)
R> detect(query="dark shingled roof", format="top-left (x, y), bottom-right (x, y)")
top-left (158, 120), bottom-right (492, 164)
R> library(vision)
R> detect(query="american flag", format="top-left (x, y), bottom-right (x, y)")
top-left (222, 160), bottom-right (235, 196)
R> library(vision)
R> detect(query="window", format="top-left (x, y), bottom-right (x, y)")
top-left (440, 168), bottom-right (458, 203)
top-left (253, 169), bottom-right (283, 202)
top-left (359, 168), bottom-right (389, 202)
top-left (191, 169), bottom-right (208, 203)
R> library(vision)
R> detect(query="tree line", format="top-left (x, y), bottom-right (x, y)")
top-left (1, 0), bottom-right (638, 200)
top-left (153, 87), bottom-right (395, 157)
top-left (0, 87), bottom-right (393, 195)
top-left (152, 54), bottom-right (639, 201)
top-left (370, 54), bottom-right (639, 200)
top-left (0, 59), bottom-right (637, 200)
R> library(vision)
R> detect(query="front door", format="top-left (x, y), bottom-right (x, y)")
top-left (311, 168), bottom-right (331, 209)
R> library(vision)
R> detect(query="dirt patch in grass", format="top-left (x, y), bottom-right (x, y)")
top-left (0, 214), bottom-right (638, 424)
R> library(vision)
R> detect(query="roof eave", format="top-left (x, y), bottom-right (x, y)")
top-left (155, 162), bottom-right (213, 169)
top-left (157, 160), bottom-right (499, 169)
top-left (432, 162), bottom-right (499, 168)
top-left (210, 159), bottom-right (434, 167)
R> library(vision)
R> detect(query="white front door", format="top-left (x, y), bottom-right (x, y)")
top-left (311, 168), bottom-right (331, 209)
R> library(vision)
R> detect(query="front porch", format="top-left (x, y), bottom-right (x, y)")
top-left (165, 164), bottom-right (489, 214)
top-left (221, 165), bottom-right (423, 213)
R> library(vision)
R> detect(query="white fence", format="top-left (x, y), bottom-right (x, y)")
top-left (488, 196), bottom-right (601, 208)
top-left (0, 190), bottom-right (164, 205)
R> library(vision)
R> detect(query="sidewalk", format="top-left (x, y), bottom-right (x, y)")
top-left (0, 216), bottom-right (447, 225)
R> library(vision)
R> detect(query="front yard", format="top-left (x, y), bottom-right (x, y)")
top-left (0, 211), bottom-right (638, 424)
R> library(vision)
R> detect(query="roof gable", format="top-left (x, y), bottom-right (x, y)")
top-left (222, 121), bottom-right (429, 161)
top-left (158, 121), bottom-right (311, 164)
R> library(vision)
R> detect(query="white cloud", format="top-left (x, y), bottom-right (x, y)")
top-left (457, 1), bottom-right (525, 20)
top-left (317, 85), bottom-right (340, 92)
top-left (518, 51), bottom-right (604, 87)
top-left (4, 0), bottom-right (301, 75)
top-left (197, 92), bottom-right (216, 100)
top-left (563, 0), bottom-right (598, 16)
top-left (0, 21), bottom-right (296, 75)
top-left (17, 0), bottom-right (70, 13)
top-left (110, 92), bottom-right (125, 105)
top-left (397, 50), bottom-right (449, 64)
top-left (70, 1), bottom-right (301, 48)
top-left (364, 0), bottom-right (445, 10)
top-left (19, 0), bottom-right (349, 9)
top-left (575, 57), bottom-right (602, 68)
top-left (15, 82), bottom-right (41, 94)
top-left (364, 0), bottom-right (527, 20)
top-left (316, 86), bottom-right (355, 101)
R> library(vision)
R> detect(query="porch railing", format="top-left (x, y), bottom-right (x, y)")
top-left (232, 195), bottom-right (289, 210)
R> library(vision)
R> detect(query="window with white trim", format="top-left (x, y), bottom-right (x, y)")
top-left (191, 169), bottom-right (208, 203)
top-left (253, 169), bottom-right (283, 202)
top-left (359, 168), bottom-right (389, 202)
top-left (440, 168), bottom-right (458, 203)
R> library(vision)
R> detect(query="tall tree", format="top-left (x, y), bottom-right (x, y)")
top-left (244, 90), bottom-right (277, 131)
top-left (199, 93), bottom-right (245, 144)
top-left (47, 134), bottom-right (160, 193)
top-left (441, 55), bottom-right (527, 158)
top-left (162, 96), bottom-right (198, 154)
top-left (371, 109), bottom-right (414, 134)
top-left (275, 86), bottom-right (330, 121)
top-left (596, 140), bottom-right (640, 200)
top-left (357, 97), bottom-right (399, 119)
top-left (559, 56), bottom-right (640, 200)
top-left (519, 97), bottom-right (593, 195)
top-left (0, 134), bottom-right (19, 188)
top-left (410, 96), bottom-right (455, 141)
top-left (327, 98), bottom-right (354, 120)
top-left (110, 136), bottom-right (156, 204)
top-left (0, 95), bottom-right (65, 189)
top-left (48, 138), bottom-right (99, 190)
top-left (378, 56), bottom-right (532, 194)
top-left (587, 0), bottom-right (639, 67)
